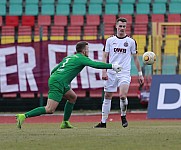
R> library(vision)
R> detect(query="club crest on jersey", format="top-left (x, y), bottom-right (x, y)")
top-left (124, 42), bottom-right (128, 47)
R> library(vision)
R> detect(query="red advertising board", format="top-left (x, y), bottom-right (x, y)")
top-left (0, 41), bottom-right (105, 94)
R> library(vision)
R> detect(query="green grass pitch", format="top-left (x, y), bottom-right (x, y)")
top-left (0, 121), bottom-right (181, 150)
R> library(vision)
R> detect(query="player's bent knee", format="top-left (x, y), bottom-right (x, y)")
top-left (45, 106), bottom-right (56, 114)
top-left (70, 95), bottom-right (77, 102)
top-left (68, 99), bottom-right (77, 104)
top-left (74, 95), bottom-right (77, 100)
top-left (47, 109), bottom-right (55, 114)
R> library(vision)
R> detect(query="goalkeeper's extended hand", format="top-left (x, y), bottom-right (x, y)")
top-left (112, 64), bottom-right (122, 72)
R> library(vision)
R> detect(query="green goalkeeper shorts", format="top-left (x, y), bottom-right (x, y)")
top-left (48, 77), bottom-right (70, 102)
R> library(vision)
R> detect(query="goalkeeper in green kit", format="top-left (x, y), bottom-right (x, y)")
top-left (16, 41), bottom-right (122, 129)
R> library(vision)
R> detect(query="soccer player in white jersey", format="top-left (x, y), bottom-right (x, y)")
top-left (94, 17), bottom-right (144, 128)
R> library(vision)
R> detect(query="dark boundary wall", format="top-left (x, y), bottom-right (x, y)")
top-left (0, 97), bottom-right (145, 112)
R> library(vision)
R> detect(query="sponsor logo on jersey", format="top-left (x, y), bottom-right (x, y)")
top-left (114, 48), bottom-right (126, 53)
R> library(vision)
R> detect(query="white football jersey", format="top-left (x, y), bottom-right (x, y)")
top-left (104, 35), bottom-right (137, 74)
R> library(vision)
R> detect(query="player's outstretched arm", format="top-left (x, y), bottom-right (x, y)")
top-left (82, 56), bottom-right (122, 72)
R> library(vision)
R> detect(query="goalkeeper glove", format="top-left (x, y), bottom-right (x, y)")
top-left (112, 64), bottom-right (122, 72)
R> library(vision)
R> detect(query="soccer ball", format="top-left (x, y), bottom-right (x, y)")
top-left (142, 51), bottom-right (156, 65)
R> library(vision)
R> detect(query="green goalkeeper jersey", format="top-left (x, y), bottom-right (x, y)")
top-left (50, 53), bottom-right (112, 84)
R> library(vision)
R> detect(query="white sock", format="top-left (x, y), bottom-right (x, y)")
top-left (120, 98), bottom-right (128, 116)
top-left (101, 99), bottom-right (111, 123)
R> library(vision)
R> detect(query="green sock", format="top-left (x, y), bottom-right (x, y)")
top-left (25, 107), bottom-right (46, 118)
top-left (63, 101), bottom-right (75, 121)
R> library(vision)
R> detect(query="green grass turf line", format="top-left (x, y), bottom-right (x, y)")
top-left (0, 121), bottom-right (181, 150)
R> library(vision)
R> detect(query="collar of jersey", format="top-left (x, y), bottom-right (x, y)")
top-left (116, 35), bottom-right (128, 39)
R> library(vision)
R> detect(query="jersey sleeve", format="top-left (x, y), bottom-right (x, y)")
top-left (131, 39), bottom-right (138, 54)
top-left (80, 56), bottom-right (112, 69)
top-left (104, 38), bottom-right (111, 53)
